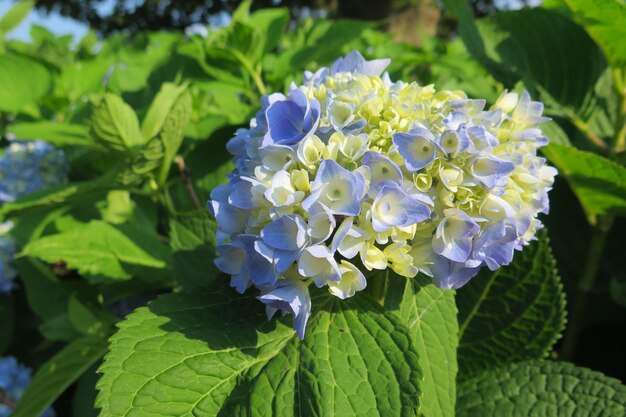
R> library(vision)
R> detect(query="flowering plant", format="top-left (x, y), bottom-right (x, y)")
top-left (210, 51), bottom-right (557, 337)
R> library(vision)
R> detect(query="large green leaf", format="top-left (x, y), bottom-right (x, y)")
top-left (11, 336), bottom-right (108, 417)
top-left (90, 94), bottom-right (144, 152)
top-left (456, 233), bottom-right (566, 380)
top-left (565, 0), bottom-right (626, 68)
top-left (385, 274), bottom-right (458, 417)
top-left (457, 360), bottom-right (626, 416)
top-left (22, 220), bottom-right (171, 280)
top-left (543, 143), bottom-right (626, 223)
top-left (96, 284), bottom-right (421, 417)
top-left (0, 55), bottom-right (50, 114)
top-left (248, 8), bottom-right (289, 53)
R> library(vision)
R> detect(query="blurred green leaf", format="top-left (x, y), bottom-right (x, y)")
top-left (249, 8), bottom-right (290, 53)
top-left (11, 336), bottom-right (108, 417)
top-left (0, 55), bottom-right (50, 114)
top-left (9, 121), bottom-right (97, 148)
top-left (543, 143), bottom-right (626, 222)
top-left (565, 0), bottom-right (626, 68)
top-left (0, 0), bottom-right (34, 34)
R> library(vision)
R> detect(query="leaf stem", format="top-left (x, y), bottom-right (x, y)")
top-left (368, 270), bottom-right (388, 306)
top-left (231, 50), bottom-right (267, 96)
top-left (560, 215), bottom-right (614, 360)
top-left (564, 109), bottom-right (609, 152)
top-left (175, 156), bottom-right (201, 209)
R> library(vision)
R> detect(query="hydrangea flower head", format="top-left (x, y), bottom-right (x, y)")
top-left (0, 141), bottom-right (69, 203)
top-left (209, 51), bottom-right (557, 338)
top-left (0, 356), bottom-right (55, 417)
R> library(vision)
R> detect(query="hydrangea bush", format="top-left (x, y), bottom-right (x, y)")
top-left (210, 51), bottom-right (557, 337)
top-left (0, 356), bottom-right (54, 417)
top-left (0, 141), bottom-right (69, 203)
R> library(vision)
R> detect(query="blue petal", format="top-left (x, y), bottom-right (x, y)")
top-left (362, 151), bottom-right (402, 185)
top-left (392, 128), bottom-right (437, 171)
top-left (258, 280), bottom-right (311, 339)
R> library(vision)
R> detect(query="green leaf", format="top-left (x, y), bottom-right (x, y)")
top-left (542, 143), bottom-right (626, 223)
top-left (169, 211), bottom-right (218, 290)
top-left (11, 336), bottom-right (108, 417)
top-left (22, 220), bottom-right (171, 280)
top-left (9, 121), bottom-right (97, 148)
top-left (96, 285), bottom-right (421, 417)
top-left (14, 257), bottom-right (84, 319)
top-left (248, 8), bottom-right (289, 53)
top-left (443, 3), bottom-right (609, 126)
top-left (157, 89), bottom-right (193, 184)
top-left (0, 0), bottom-right (34, 34)
top-left (565, 0), bottom-right (626, 68)
top-left (68, 294), bottom-right (117, 338)
top-left (0, 55), bottom-right (50, 114)
top-left (0, 176), bottom-right (116, 217)
top-left (385, 274), bottom-right (458, 417)
top-left (90, 94), bottom-right (144, 152)
top-left (55, 58), bottom-right (112, 101)
top-left (456, 360), bottom-right (626, 416)
top-left (456, 233), bottom-right (566, 380)
top-left (140, 83), bottom-right (188, 141)
top-left (0, 296), bottom-right (14, 354)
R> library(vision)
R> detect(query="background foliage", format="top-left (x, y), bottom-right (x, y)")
top-left (0, 0), bottom-right (625, 416)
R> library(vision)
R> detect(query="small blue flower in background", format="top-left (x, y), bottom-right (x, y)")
top-left (0, 141), bottom-right (69, 203)
top-left (0, 356), bottom-right (55, 417)
top-left (209, 51), bottom-right (557, 338)
top-left (0, 232), bottom-right (16, 294)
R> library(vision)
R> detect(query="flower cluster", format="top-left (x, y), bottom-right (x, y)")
top-left (0, 356), bottom-right (55, 417)
top-left (0, 229), bottom-right (16, 294)
top-left (209, 51), bottom-right (556, 338)
top-left (0, 141), bottom-right (69, 203)
top-left (0, 140), bottom-right (68, 293)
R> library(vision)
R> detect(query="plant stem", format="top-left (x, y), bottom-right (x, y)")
top-left (175, 156), bottom-right (201, 209)
top-left (560, 215), bottom-right (614, 360)
top-left (565, 109), bottom-right (609, 152)
top-left (368, 270), bottom-right (388, 306)
top-left (231, 50), bottom-right (267, 96)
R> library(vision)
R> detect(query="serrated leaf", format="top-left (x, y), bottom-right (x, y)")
top-left (0, 55), bottom-right (50, 114)
top-left (457, 360), bottom-right (626, 416)
top-left (565, 0), bottom-right (626, 68)
top-left (456, 233), bottom-right (566, 380)
top-left (90, 94), bottom-right (144, 152)
top-left (96, 284), bottom-right (421, 417)
top-left (169, 211), bottom-right (218, 290)
top-left (157, 89), bottom-right (193, 184)
top-left (542, 143), bottom-right (626, 223)
top-left (22, 220), bottom-right (171, 280)
top-left (385, 274), bottom-right (458, 417)
top-left (140, 83), bottom-right (188, 141)
top-left (443, 3), bottom-right (610, 131)
top-left (0, 0), bottom-right (33, 33)
top-left (11, 336), bottom-right (108, 417)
